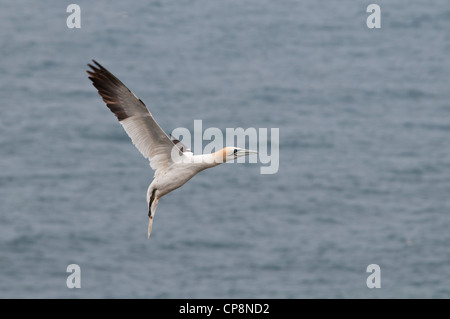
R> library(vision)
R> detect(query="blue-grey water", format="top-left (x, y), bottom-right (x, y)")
top-left (1, 0), bottom-right (450, 298)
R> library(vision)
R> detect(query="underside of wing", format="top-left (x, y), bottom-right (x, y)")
top-left (87, 60), bottom-right (182, 171)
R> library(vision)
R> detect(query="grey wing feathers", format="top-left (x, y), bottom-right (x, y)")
top-left (87, 60), bottom-right (182, 171)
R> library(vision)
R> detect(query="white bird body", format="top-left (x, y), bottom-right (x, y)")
top-left (147, 157), bottom-right (211, 201)
top-left (87, 60), bottom-right (257, 238)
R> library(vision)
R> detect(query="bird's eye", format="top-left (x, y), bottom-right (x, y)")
top-left (233, 149), bottom-right (238, 154)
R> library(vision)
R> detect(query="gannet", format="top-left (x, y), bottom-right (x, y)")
top-left (87, 60), bottom-right (257, 238)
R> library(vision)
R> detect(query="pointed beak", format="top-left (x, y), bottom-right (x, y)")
top-left (242, 149), bottom-right (258, 156)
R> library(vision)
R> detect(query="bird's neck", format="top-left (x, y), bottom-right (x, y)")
top-left (189, 150), bottom-right (226, 170)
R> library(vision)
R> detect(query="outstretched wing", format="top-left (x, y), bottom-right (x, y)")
top-left (87, 60), bottom-right (182, 172)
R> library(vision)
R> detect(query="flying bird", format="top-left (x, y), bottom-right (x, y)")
top-left (87, 60), bottom-right (257, 238)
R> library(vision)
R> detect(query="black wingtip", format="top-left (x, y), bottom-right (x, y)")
top-left (87, 59), bottom-right (104, 71)
top-left (86, 59), bottom-right (132, 121)
top-left (92, 59), bottom-right (103, 69)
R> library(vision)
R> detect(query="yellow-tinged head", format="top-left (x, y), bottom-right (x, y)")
top-left (215, 147), bottom-right (258, 163)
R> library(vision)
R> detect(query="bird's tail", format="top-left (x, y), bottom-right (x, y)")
top-left (148, 216), bottom-right (154, 239)
top-left (148, 189), bottom-right (159, 239)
